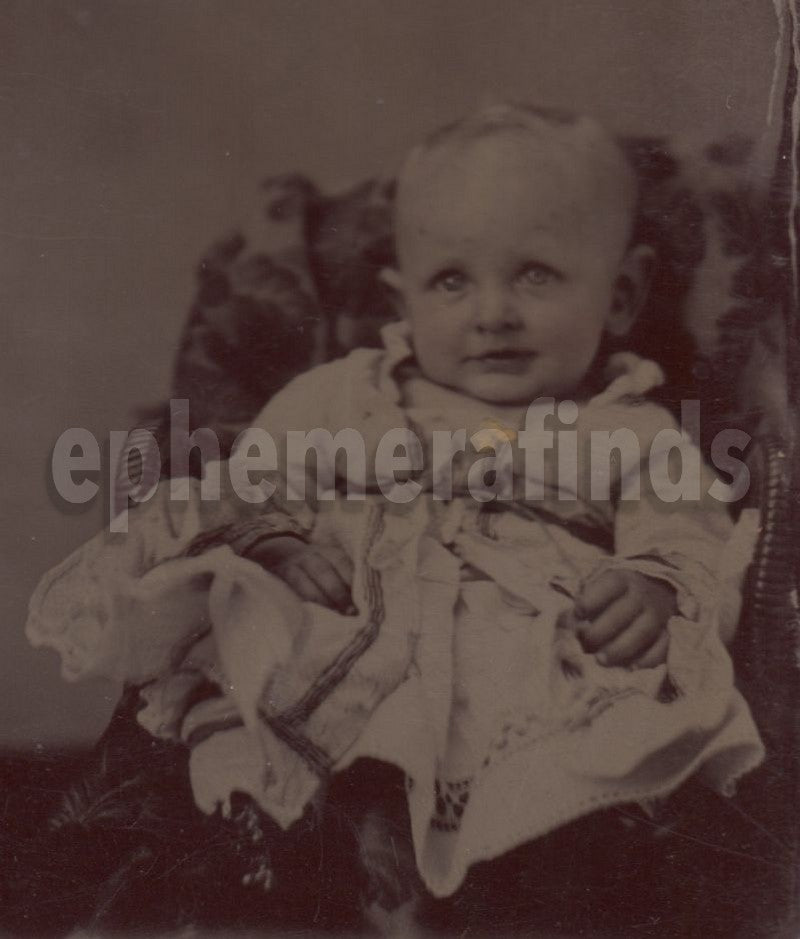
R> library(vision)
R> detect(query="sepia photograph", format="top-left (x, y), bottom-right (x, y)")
top-left (2, 1), bottom-right (798, 936)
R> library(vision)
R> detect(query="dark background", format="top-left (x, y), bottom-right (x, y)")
top-left (1, 0), bottom-right (783, 748)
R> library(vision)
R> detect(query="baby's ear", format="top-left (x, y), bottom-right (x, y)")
top-left (605, 244), bottom-right (655, 337)
top-left (378, 267), bottom-right (407, 315)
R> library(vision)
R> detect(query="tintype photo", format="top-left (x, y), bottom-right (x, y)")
top-left (2, 2), bottom-right (798, 936)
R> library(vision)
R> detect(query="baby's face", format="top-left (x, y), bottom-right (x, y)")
top-left (391, 134), bottom-right (638, 405)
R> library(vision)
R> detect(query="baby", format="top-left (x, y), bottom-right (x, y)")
top-left (28, 104), bottom-right (764, 910)
top-left (256, 106), bottom-right (672, 667)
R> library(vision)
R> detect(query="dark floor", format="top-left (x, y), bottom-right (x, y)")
top-left (1, 738), bottom-right (797, 938)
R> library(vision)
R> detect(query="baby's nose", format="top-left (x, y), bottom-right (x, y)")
top-left (474, 286), bottom-right (521, 331)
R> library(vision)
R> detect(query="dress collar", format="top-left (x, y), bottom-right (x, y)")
top-left (376, 319), bottom-right (665, 408)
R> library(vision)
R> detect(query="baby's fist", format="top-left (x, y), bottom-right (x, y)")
top-left (574, 569), bottom-right (677, 669)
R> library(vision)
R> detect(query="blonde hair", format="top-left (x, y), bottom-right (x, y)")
top-left (395, 101), bottom-right (638, 248)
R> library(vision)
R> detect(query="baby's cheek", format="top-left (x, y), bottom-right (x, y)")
top-left (544, 329), bottom-right (595, 369)
top-left (531, 306), bottom-right (588, 346)
top-left (559, 322), bottom-right (604, 367)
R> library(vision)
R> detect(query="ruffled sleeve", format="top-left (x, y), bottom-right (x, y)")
top-left (26, 347), bottom-right (395, 686)
top-left (25, 478), bottom-right (299, 683)
top-left (591, 401), bottom-right (750, 640)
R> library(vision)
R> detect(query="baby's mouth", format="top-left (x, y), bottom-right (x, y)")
top-left (470, 349), bottom-right (537, 372)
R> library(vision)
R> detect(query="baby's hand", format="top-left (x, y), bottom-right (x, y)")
top-left (246, 535), bottom-right (354, 613)
top-left (573, 570), bottom-right (677, 668)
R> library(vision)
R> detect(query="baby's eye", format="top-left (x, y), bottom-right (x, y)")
top-left (431, 270), bottom-right (468, 294)
top-left (518, 264), bottom-right (556, 287)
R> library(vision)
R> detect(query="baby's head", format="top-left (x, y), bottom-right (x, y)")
top-left (383, 103), bottom-right (653, 404)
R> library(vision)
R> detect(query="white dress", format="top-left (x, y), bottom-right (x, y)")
top-left (27, 322), bottom-right (764, 896)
